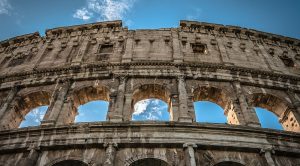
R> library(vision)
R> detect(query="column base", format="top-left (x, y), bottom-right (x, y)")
top-left (178, 116), bottom-right (193, 123)
top-left (40, 120), bottom-right (55, 127)
top-left (121, 58), bottom-right (131, 63)
top-left (109, 115), bottom-right (123, 122)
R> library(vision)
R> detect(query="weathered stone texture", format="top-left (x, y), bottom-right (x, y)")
top-left (0, 20), bottom-right (299, 165)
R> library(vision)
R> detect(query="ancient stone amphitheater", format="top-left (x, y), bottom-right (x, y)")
top-left (0, 20), bottom-right (299, 166)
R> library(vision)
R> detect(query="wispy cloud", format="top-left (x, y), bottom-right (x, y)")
top-left (73, 7), bottom-right (93, 20)
top-left (133, 99), bottom-right (168, 121)
top-left (0, 0), bottom-right (11, 15)
top-left (73, 0), bottom-right (136, 21)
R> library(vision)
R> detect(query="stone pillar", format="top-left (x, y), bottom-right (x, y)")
top-left (170, 94), bottom-right (179, 121)
top-left (17, 146), bottom-right (40, 166)
top-left (104, 143), bottom-right (118, 166)
top-left (171, 29), bottom-right (183, 63)
top-left (122, 32), bottom-right (134, 63)
top-left (261, 148), bottom-right (276, 166)
top-left (110, 77), bottom-right (126, 122)
top-left (41, 80), bottom-right (71, 126)
top-left (233, 82), bottom-right (261, 127)
top-left (123, 93), bottom-right (133, 121)
top-left (71, 36), bottom-right (90, 66)
top-left (183, 143), bottom-right (197, 166)
top-left (178, 76), bottom-right (193, 122)
top-left (0, 87), bottom-right (18, 120)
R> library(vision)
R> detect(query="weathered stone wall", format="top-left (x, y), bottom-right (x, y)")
top-left (0, 20), bottom-right (299, 165)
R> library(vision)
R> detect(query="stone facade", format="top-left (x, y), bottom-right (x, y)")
top-left (0, 20), bottom-right (299, 166)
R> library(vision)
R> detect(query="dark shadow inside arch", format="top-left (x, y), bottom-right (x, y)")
top-left (75, 100), bottom-right (109, 122)
top-left (132, 98), bottom-right (170, 121)
top-left (194, 101), bottom-right (227, 123)
top-left (255, 107), bottom-right (283, 130)
top-left (130, 158), bottom-right (169, 166)
top-left (52, 160), bottom-right (88, 166)
top-left (215, 161), bottom-right (244, 166)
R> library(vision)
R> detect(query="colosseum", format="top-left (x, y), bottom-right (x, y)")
top-left (0, 20), bottom-right (299, 166)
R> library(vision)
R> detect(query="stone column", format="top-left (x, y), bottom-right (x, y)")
top-left (71, 36), bottom-right (90, 66)
top-left (110, 77), bottom-right (126, 122)
top-left (104, 143), bottom-right (118, 166)
top-left (122, 32), bottom-right (134, 63)
top-left (123, 93), bottom-right (133, 121)
top-left (170, 94), bottom-right (179, 121)
top-left (0, 87), bottom-right (18, 120)
top-left (171, 29), bottom-right (183, 63)
top-left (261, 148), bottom-right (276, 166)
top-left (178, 76), bottom-right (193, 122)
top-left (41, 80), bottom-right (71, 126)
top-left (233, 82), bottom-right (260, 127)
top-left (183, 143), bottom-right (197, 166)
top-left (17, 146), bottom-right (40, 166)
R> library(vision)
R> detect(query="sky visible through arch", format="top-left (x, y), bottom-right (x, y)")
top-left (2, 0), bottom-right (296, 130)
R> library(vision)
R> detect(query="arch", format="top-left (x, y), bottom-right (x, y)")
top-left (255, 107), bottom-right (283, 130)
top-left (129, 158), bottom-right (170, 166)
top-left (131, 84), bottom-right (172, 121)
top-left (51, 160), bottom-right (88, 166)
top-left (214, 161), bottom-right (245, 166)
top-left (1, 91), bottom-right (51, 129)
top-left (19, 105), bottom-right (48, 128)
top-left (71, 85), bottom-right (110, 123)
top-left (194, 101), bottom-right (227, 123)
top-left (193, 86), bottom-right (240, 125)
top-left (249, 93), bottom-right (300, 132)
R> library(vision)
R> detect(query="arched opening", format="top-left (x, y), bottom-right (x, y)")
top-left (194, 101), bottom-right (226, 123)
top-left (52, 160), bottom-right (88, 166)
top-left (193, 86), bottom-right (239, 125)
top-left (19, 105), bottom-right (48, 128)
top-left (214, 161), bottom-right (244, 166)
top-left (132, 98), bottom-right (169, 121)
top-left (72, 86), bottom-right (110, 123)
top-left (1, 91), bottom-right (51, 129)
top-left (130, 158), bottom-right (169, 166)
top-left (131, 84), bottom-right (172, 121)
top-left (255, 107), bottom-right (283, 130)
top-left (249, 93), bottom-right (300, 132)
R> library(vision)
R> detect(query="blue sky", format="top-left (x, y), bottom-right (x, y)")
top-left (0, 0), bottom-right (300, 40)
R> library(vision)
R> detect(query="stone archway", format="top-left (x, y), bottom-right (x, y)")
top-left (193, 86), bottom-right (241, 125)
top-left (51, 160), bottom-right (88, 166)
top-left (249, 93), bottom-right (300, 132)
top-left (68, 85), bottom-right (110, 123)
top-left (129, 158), bottom-right (169, 166)
top-left (0, 91), bottom-right (51, 129)
top-left (131, 84), bottom-right (173, 121)
top-left (214, 161), bottom-right (245, 166)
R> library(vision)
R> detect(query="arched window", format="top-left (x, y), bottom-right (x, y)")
top-left (131, 84), bottom-right (172, 121)
top-left (72, 86), bottom-right (110, 123)
top-left (19, 105), bottom-right (48, 128)
top-left (130, 158), bottom-right (169, 166)
top-left (75, 100), bottom-right (109, 122)
top-left (255, 107), bottom-right (283, 130)
top-left (193, 86), bottom-right (239, 125)
top-left (194, 101), bottom-right (226, 123)
top-left (249, 93), bottom-right (299, 132)
top-left (132, 98), bottom-right (169, 121)
top-left (0, 91), bottom-right (51, 129)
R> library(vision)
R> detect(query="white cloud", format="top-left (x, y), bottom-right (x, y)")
top-left (73, 0), bottom-right (136, 21)
top-left (133, 99), bottom-right (150, 116)
top-left (0, 0), bottom-right (11, 15)
top-left (73, 7), bottom-right (93, 20)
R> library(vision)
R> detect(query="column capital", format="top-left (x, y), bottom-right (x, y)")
top-left (183, 143), bottom-right (197, 149)
top-left (260, 146), bottom-right (275, 155)
top-left (104, 142), bottom-right (118, 149)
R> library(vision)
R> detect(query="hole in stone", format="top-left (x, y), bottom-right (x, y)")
top-left (19, 105), bottom-right (48, 128)
top-left (132, 99), bottom-right (169, 121)
top-left (75, 100), bottom-right (109, 123)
